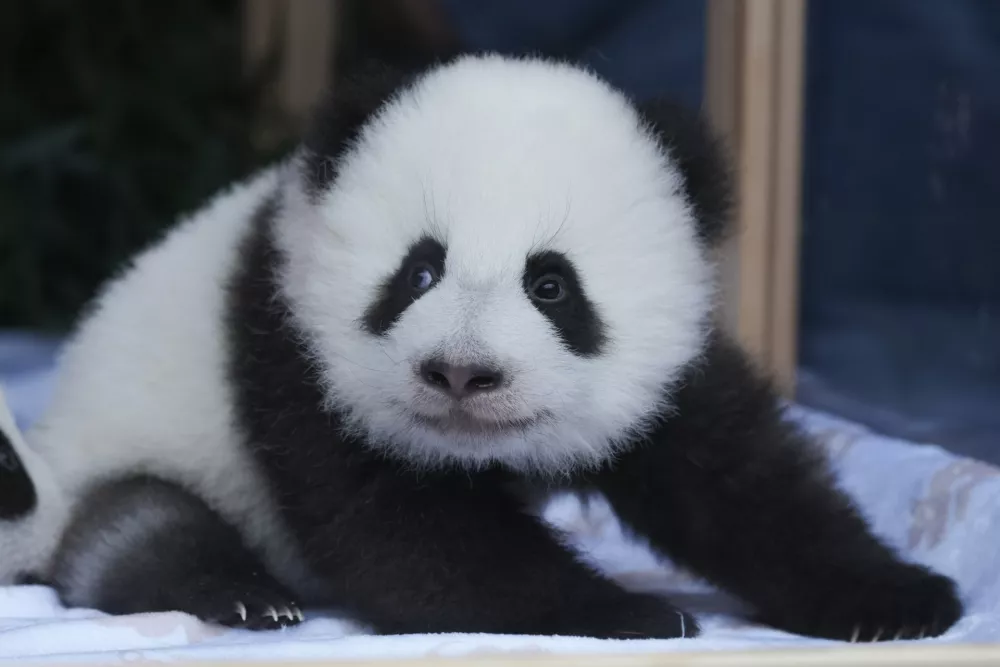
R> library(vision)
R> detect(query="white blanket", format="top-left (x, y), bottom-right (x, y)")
top-left (1, 401), bottom-right (999, 663)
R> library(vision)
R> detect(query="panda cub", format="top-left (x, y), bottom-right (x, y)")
top-left (10, 54), bottom-right (962, 640)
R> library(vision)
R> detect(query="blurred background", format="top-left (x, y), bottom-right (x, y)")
top-left (1, 0), bottom-right (998, 462)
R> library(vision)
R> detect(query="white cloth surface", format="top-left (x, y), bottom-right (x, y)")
top-left (1, 392), bottom-right (999, 661)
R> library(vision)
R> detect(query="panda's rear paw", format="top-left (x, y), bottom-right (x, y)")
top-left (177, 575), bottom-right (304, 631)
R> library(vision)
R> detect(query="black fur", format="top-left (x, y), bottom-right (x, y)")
top-left (0, 427), bottom-right (37, 520)
top-left (363, 235), bottom-right (448, 336)
top-left (49, 475), bottom-right (302, 630)
top-left (301, 59), bottom-right (437, 201)
top-left (523, 250), bottom-right (606, 357)
top-left (636, 99), bottom-right (734, 248)
top-left (584, 332), bottom-right (963, 641)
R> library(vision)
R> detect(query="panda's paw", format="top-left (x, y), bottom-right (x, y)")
top-left (563, 592), bottom-right (700, 640)
top-left (764, 564), bottom-right (963, 642)
top-left (178, 575), bottom-right (304, 631)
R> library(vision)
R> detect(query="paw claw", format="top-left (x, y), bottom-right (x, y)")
top-left (777, 567), bottom-right (962, 643)
top-left (677, 611), bottom-right (686, 639)
top-left (179, 576), bottom-right (302, 631)
top-left (294, 607), bottom-right (305, 622)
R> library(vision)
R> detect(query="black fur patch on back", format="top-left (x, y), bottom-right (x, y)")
top-left (0, 427), bottom-right (37, 520)
top-left (523, 250), bottom-right (606, 356)
top-left (224, 194), bottom-right (350, 488)
top-left (636, 99), bottom-right (734, 248)
top-left (363, 236), bottom-right (447, 336)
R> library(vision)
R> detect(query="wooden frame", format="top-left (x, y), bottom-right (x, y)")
top-left (243, 0), bottom-right (339, 131)
top-left (705, 0), bottom-right (806, 396)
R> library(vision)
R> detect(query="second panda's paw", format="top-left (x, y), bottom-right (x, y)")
top-left (177, 575), bottom-right (304, 631)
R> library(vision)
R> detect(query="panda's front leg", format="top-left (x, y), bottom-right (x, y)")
top-left (301, 471), bottom-right (698, 639)
top-left (591, 333), bottom-right (963, 642)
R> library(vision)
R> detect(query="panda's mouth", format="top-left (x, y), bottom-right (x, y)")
top-left (411, 409), bottom-right (547, 437)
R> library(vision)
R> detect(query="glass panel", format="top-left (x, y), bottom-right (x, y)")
top-left (797, 0), bottom-right (1000, 462)
top-left (439, 0), bottom-right (707, 110)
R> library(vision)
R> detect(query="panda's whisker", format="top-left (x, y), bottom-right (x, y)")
top-left (374, 342), bottom-right (402, 366)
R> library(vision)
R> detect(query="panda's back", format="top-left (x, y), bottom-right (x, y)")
top-left (26, 165), bottom-right (309, 585)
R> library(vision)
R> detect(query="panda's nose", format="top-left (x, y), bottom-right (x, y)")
top-left (419, 358), bottom-right (505, 399)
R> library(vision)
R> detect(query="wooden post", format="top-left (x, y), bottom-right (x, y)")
top-left (243, 0), bottom-right (338, 130)
top-left (704, 0), bottom-right (807, 395)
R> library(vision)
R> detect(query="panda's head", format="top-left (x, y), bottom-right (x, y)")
top-left (274, 54), bottom-right (732, 474)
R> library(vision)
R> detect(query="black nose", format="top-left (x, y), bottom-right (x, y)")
top-left (419, 358), bottom-right (504, 399)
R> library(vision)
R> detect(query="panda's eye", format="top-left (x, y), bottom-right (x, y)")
top-left (529, 274), bottom-right (567, 303)
top-left (408, 263), bottom-right (438, 291)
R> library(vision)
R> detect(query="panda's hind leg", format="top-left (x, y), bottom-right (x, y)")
top-left (50, 474), bottom-right (303, 630)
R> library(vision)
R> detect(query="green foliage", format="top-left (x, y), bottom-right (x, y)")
top-left (0, 0), bottom-right (293, 331)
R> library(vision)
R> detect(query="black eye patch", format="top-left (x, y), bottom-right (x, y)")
top-left (523, 251), bottom-right (606, 357)
top-left (363, 236), bottom-right (447, 336)
top-left (0, 427), bottom-right (37, 520)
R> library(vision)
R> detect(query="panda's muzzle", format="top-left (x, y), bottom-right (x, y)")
top-left (418, 358), bottom-right (506, 401)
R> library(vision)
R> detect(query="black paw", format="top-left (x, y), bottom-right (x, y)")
top-left (560, 592), bottom-right (700, 640)
top-left (176, 575), bottom-right (304, 631)
top-left (761, 564), bottom-right (963, 642)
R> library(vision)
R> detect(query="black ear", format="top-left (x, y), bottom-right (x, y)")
top-left (299, 58), bottom-right (439, 200)
top-left (636, 99), bottom-right (734, 248)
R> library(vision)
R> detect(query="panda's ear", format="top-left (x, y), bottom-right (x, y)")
top-left (0, 387), bottom-right (37, 520)
top-left (636, 99), bottom-right (734, 248)
top-left (300, 57), bottom-right (447, 201)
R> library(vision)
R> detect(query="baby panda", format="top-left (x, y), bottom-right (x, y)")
top-left (8, 53), bottom-right (963, 640)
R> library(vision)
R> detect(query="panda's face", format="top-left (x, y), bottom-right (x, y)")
top-left (276, 56), bottom-right (716, 473)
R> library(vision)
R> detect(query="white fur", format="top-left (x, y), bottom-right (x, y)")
top-left (19, 166), bottom-right (317, 592)
top-left (276, 54), bottom-right (715, 473)
top-left (0, 386), bottom-right (66, 583)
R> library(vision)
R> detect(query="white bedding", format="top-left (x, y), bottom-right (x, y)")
top-left (2, 393), bottom-right (999, 662)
